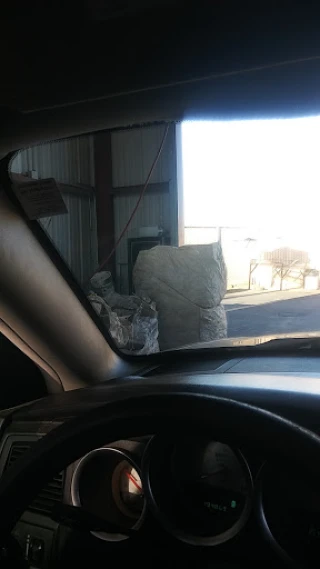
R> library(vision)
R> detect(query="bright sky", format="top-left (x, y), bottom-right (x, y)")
top-left (181, 117), bottom-right (320, 252)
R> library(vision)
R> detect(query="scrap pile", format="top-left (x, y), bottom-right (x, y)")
top-left (88, 271), bottom-right (159, 355)
top-left (89, 242), bottom-right (227, 353)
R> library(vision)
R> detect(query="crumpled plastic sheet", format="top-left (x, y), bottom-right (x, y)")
top-left (88, 272), bottom-right (159, 354)
top-left (87, 292), bottom-right (130, 348)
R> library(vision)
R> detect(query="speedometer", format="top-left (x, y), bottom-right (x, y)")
top-left (172, 440), bottom-right (249, 532)
top-left (143, 436), bottom-right (253, 546)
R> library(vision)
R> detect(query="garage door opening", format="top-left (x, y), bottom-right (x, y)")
top-left (179, 117), bottom-right (320, 339)
top-left (181, 118), bottom-right (320, 289)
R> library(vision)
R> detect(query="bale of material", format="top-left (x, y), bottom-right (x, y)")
top-left (133, 243), bottom-right (227, 350)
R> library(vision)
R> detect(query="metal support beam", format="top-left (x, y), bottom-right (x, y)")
top-left (93, 132), bottom-right (115, 275)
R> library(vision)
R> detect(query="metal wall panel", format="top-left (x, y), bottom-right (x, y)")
top-left (10, 137), bottom-right (97, 287)
top-left (111, 124), bottom-right (177, 293)
top-left (111, 125), bottom-right (175, 187)
top-left (114, 191), bottom-right (170, 293)
top-left (40, 187), bottom-right (98, 286)
top-left (11, 136), bottom-right (95, 187)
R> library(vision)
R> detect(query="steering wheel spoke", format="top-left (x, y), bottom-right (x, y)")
top-left (51, 503), bottom-right (135, 536)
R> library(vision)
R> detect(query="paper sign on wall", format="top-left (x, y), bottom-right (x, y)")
top-left (14, 178), bottom-right (68, 220)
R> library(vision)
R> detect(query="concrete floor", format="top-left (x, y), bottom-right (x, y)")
top-left (223, 289), bottom-right (320, 338)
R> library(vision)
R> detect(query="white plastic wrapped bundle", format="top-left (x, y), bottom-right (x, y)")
top-left (133, 243), bottom-right (227, 350)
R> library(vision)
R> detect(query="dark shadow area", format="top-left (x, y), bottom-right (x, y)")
top-left (227, 293), bottom-right (320, 338)
top-left (0, 334), bottom-right (47, 409)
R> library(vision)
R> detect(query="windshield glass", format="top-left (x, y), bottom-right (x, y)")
top-left (9, 119), bottom-right (320, 354)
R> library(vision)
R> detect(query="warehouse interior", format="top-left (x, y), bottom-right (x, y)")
top-left (11, 123), bottom-right (181, 293)
top-left (10, 123), bottom-right (207, 355)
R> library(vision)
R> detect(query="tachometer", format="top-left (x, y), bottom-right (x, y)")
top-left (71, 447), bottom-right (146, 541)
top-left (112, 461), bottom-right (144, 519)
top-left (143, 436), bottom-right (253, 546)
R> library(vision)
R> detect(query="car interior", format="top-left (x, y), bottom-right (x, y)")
top-left (2, 2), bottom-right (320, 568)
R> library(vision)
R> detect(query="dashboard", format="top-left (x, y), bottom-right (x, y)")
top-left (1, 363), bottom-right (320, 568)
top-left (71, 437), bottom-right (254, 546)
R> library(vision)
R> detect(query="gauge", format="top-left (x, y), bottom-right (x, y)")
top-left (143, 436), bottom-right (252, 546)
top-left (112, 461), bottom-right (144, 519)
top-left (172, 440), bottom-right (249, 530)
top-left (71, 447), bottom-right (146, 541)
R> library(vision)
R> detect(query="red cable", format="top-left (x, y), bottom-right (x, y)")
top-left (97, 123), bottom-right (170, 273)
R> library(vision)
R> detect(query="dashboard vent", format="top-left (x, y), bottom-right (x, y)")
top-left (4, 440), bottom-right (64, 517)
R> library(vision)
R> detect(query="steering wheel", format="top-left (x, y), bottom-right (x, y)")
top-left (0, 391), bottom-right (319, 565)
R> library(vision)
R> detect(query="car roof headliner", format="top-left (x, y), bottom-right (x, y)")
top-left (1, 0), bottom-right (320, 154)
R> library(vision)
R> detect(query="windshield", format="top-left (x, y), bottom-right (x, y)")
top-left (9, 118), bottom-right (320, 355)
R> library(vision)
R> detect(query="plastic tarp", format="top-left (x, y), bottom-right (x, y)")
top-left (133, 243), bottom-right (227, 350)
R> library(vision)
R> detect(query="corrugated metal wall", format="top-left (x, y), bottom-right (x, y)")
top-left (40, 187), bottom-right (98, 285)
top-left (112, 125), bottom-right (174, 186)
top-left (111, 124), bottom-right (177, 293)
top-left (10, 137), bottom-right (98, 286)
top-left (114, 191), bottom-right (171, 291)
top-left (11, 137), bottom-right (95, 187)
